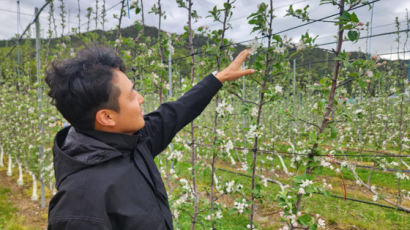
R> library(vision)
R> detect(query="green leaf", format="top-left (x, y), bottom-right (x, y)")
top-left (330, 125), bottom-right (338, 139)
top-left (297, 214), bottom-right (312, 226)
top-left (336, 11), bottom-right (350, 24)
top-left (350, 12), bottom-right (359, 23)
top-left (135, 7), bottom-right (141, 15)
top-left (347, 30), bottom-right (359, 42)
top-left (253, 61), bottom-right (264, 70)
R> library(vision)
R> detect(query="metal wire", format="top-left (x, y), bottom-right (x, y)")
top-left (214, 167), bottom-right (410, 213)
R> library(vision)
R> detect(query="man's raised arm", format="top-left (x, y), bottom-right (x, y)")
top-left (142, 49), bottom-right (255, 157)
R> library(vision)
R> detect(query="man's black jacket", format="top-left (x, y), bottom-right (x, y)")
top-left (48, 74), bottom-right (222, 230)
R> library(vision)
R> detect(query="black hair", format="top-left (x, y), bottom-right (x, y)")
top-left (45, 45), bottom-right (126, 130)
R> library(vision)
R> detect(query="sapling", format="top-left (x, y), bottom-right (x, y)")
top-left (282, 1), bottom-right (370, 229)
top-left (45, 1), bottom-right (56, 61)
top-left (59, 0), bottom-right (66, 37)
top-left (141, 0), bottom-right (145, 35)
top-left (116, 0), bottom-right (126, 38)
top-left (246, 1), bottom-right (275, 228)
top-left (188, 1), bottom-right (198, 227)
top-left (86, 7), bottom-right (92, 32)
top-left (94, 0), bottom-right (99, 31)
top-left (100, 0), bottom-right (106, 31)
top-left (176, 0), bottom-right (200, 228)
top-left (77, 0), bottom-right (81, 33)
top-left (208, 0), bottom-right (233, 228)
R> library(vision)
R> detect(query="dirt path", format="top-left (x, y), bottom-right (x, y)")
top-left (0, 168), bottom-right (48, 230)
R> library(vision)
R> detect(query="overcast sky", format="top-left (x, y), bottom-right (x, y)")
top-left (1, 0), bottom-right (409, 60)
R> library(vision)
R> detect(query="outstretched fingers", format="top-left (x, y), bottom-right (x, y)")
top-left (234, 49), bottom-right (251, 65)
top-left (241, 69), bottom-right (255, 76)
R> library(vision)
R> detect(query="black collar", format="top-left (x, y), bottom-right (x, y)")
top-left (78, 128), bottom-right (144, 153)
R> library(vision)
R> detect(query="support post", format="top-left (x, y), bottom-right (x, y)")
top-left (17, 0), bottom-right (21, 78)
top-left (292, 59), bottom-right (297, 144)
top-left (408, 60), bottom-right (410, 82)
top-left (242, 63), bottom-right (247, 149)
top-left (168, 40), bottom-right (173, 196)
top-left (367, 2), bottom-right (375, 59)
top-left (35, 7), bottom-right (45, 209)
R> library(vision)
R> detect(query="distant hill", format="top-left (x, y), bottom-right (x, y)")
top-left (1, 22), bottom-right (408, 83)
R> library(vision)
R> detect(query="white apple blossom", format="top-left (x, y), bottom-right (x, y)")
top-left (240, 162), bottom-right (248, 171)
top-left (225, 140), bottom-right (234, 153)
top-left (396, 172), bottom-right (409, 180)
top-left (179, 178), bottom-right (191, 191)
top-left (296, 42), bottom-right (306, 51)
top-left (251, 107), bottom-right (258, 117)
top-left (226, 180), bottom-right (235, 193)
top-left (216, 100), bottom-right (229, 117)
top-left (216, 129), bottom-right (225, 137)
top-left (320, 159), bottom-right (331, 168)
top-left (365, 70), bottom-right (373, 77)
top-left (249, 39), bottom-right (259, 55)
top-left (216, 210), bottom-right (223, 219)
top-left (234, 199), bottom-right (248, 214)
top-left (275, 84), bottom-right (283, 94)
top-left (226, 104), bottom-right (234, 114)
top-left (301, 179), bottom-right (313, 188)
top-left (247, 125), bottom-right (260, 139)
top-left (355, 109), bottom-right (365, 115)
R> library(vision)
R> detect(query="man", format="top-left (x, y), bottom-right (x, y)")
top-left (46, 45), bottom-right (254, 229)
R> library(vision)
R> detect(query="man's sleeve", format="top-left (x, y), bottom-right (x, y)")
top-left (143, 74), bottom-right (222, 157)
top-left (48, 219), bottom-right (110, 230)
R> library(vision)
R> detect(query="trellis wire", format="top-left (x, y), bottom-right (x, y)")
top-left (172, 28), bottom-right (410, 65)
top-left (214, 167), bottom-right (410, 213)
top-left (192, 142), bottom-right (410, 159)
top-left (0, 0), bottom-right (122, 63)
top-left (188, 142), bottom-right (410, 172)
top-left (0, 0), bottom-right (407, 220)
top-left (0, 1), bottom-right (50, 63)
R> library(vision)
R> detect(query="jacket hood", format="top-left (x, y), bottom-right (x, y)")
top-left (53, 126), bottom-right (123, 188)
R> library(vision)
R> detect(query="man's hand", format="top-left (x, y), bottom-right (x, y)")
top-left (215, 49), bottom-right (255, 83)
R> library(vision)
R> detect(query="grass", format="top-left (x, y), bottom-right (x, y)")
top-left (304, 195), bottom-right (409, 230)
top-left (0, 185), bottom-right (27, 230)
top-left (0, 160), bottom-right (49, 230)
top-left (162, 145), bottom-right (410, 230)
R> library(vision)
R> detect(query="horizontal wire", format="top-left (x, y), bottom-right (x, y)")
top-left (172, 27), bottom-right (409, 65)
top-left (214, 167), bottom-right (410, 213)
top-left (169, 0), bottom-right (385, 63)
top-left (316, 29), bottom-right (410, 47)
top-left (274, 0), bottom-right (382, 35)
top-left (192, 142), bottom-right (410, 158)
top-left (0, 1), bottom-right (50, 63)
top-left (0, 1), bottom-right (122, 62)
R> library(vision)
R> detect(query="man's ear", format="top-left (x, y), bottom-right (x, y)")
top-left (95, 109), bottom-right (116, 128)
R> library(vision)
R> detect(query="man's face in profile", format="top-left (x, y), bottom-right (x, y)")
top-left (110, 69), bottom-right (145, 134)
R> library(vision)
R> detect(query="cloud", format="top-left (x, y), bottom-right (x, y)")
top-left (0, 0), bottom-right (408, 59)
